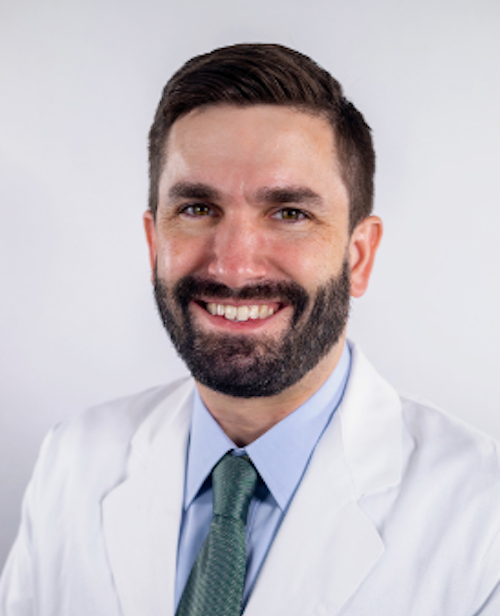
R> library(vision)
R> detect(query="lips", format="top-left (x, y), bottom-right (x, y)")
top-left (171, 275), bottom-right (309, 329)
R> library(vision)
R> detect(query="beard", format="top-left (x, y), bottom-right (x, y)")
top-left (153, 261), bottom-right (351, 398)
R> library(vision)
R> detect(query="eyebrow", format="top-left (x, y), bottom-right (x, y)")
top-left (255, 186), bottom-right (324, 207)
top-left (168, 182), bottom-right (222, 203)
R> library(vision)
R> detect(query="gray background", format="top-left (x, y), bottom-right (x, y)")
top-left (1, 0), bottom-right (499, 569)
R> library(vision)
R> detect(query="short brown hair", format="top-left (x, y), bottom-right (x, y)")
top-left (148, 43), bottom-right (375, 231)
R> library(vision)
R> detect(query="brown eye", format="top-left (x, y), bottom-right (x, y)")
top-left (185, 204), bottom-right (212, 216)
top-left (274, 208), bottom-right (307, 221)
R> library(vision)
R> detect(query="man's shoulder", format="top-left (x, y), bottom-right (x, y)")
top-left (32, 377), bottom-right (195, 487)
top-left (338, 348), bottom-right (500, 613)
top-left (349, 343), bottom-right (500, 466)
top-left (401, 390), bottom-right (499, 456)
top-left (399, 393), bottom-right (500, 489)
top-left (54, 377), bottom-right (195, 444)
top-left (346, 344), bottom-right (500, 496)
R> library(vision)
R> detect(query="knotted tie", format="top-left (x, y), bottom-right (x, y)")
top-left (176, 453), bottom-right (258, 616)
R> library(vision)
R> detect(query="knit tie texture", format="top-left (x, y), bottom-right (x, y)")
top-left (176, 453), bottom-right (258, 616)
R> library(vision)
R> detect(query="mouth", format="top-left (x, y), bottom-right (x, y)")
top-left (196, 300), bottom-right (283, 322)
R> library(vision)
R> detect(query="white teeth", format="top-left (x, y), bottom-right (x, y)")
top-left (249, 305), bottom-right (260, 320)
top-left (236, 306), bottom-right (249, 321)
top-left (205, 302), bottom-right (277, 321)
top-left (224, 305), bottom-right (237, 320)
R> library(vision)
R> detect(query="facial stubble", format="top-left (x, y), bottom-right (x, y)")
top-left (154, 261), bottom-right (351, 398)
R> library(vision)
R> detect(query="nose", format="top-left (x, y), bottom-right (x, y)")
top-left (207, 210), bottom-right (268, 288)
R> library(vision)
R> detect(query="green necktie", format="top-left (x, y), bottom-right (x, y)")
top-left (176, 453), bottom-right (258, 616)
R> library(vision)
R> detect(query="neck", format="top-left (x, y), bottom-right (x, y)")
top-left (195, 337), bottom-right (346, 447)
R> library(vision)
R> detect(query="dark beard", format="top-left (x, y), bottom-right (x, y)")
top-left (153, 262), bottom-right (350, 398)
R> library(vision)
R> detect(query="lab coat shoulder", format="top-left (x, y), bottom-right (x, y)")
top-left (351, 391), bottom-right (500, 616)
top-left (29, 378), bottom-right (193, 509)
top-left (405, 397), bottom-right (500, 607)
top-left (0, 377), bottom-right (195, 616)
top-left (399, 394), bottom-right (500, 533)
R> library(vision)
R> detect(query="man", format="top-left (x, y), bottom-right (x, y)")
top-left (2, 43), bottom-right (500, 616)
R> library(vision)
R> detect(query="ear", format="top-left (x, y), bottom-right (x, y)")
top-left (348, 215), bottom-right (383, 298)
top-left (143, 210), bottom-right (157, 283)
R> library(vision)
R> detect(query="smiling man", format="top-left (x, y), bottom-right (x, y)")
top-left (2, 44), bottom-right (500, 616)
top-left (145, 103), bottom-right (373, 438)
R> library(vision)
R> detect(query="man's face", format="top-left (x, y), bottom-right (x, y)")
top-left (145, 105), bottom-right (377, 397)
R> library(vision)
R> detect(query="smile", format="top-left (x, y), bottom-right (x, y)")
top-left (204, 302), bottom-right (278, 322)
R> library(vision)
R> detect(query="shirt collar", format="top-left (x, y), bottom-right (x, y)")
top-left (185, 343), bottom-right (351, 511)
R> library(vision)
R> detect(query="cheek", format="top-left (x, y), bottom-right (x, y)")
top-left (156, 233), bottom-right (209, 280)
top-left (272, 233), bottom-right (346, 286)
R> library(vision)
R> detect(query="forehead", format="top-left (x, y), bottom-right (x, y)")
top-left (159, 105), bottom-right (346, 200)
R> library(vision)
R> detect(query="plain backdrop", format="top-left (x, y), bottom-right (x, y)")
top-left (1, 0), bottom-right (499, 569)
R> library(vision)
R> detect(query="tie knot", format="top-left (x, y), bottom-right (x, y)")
top-left (212, 453), bottom-right (258, 522)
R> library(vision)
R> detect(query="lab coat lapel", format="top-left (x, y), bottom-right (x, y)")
top-left (102, 379), bottom-right (195, 616)
top-left (245, 346), bottom-right (402, 616)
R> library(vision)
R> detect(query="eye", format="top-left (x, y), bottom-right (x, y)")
top-left (272, 208), bottom-right (308, 222)
top-left (181, 203), bottom-right (214, 217)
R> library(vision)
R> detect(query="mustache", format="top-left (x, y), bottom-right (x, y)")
top-left (172, 275), bottom-right (310, 325)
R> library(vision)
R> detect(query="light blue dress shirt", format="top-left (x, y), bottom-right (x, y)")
top-left (175, 343), bottom-right (351, 610)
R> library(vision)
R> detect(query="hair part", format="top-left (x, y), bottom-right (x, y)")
top-left (148, 43), bottom-right (375, 232)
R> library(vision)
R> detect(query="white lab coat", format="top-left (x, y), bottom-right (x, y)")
top-left (2, 344), bottom-right (500, 615)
